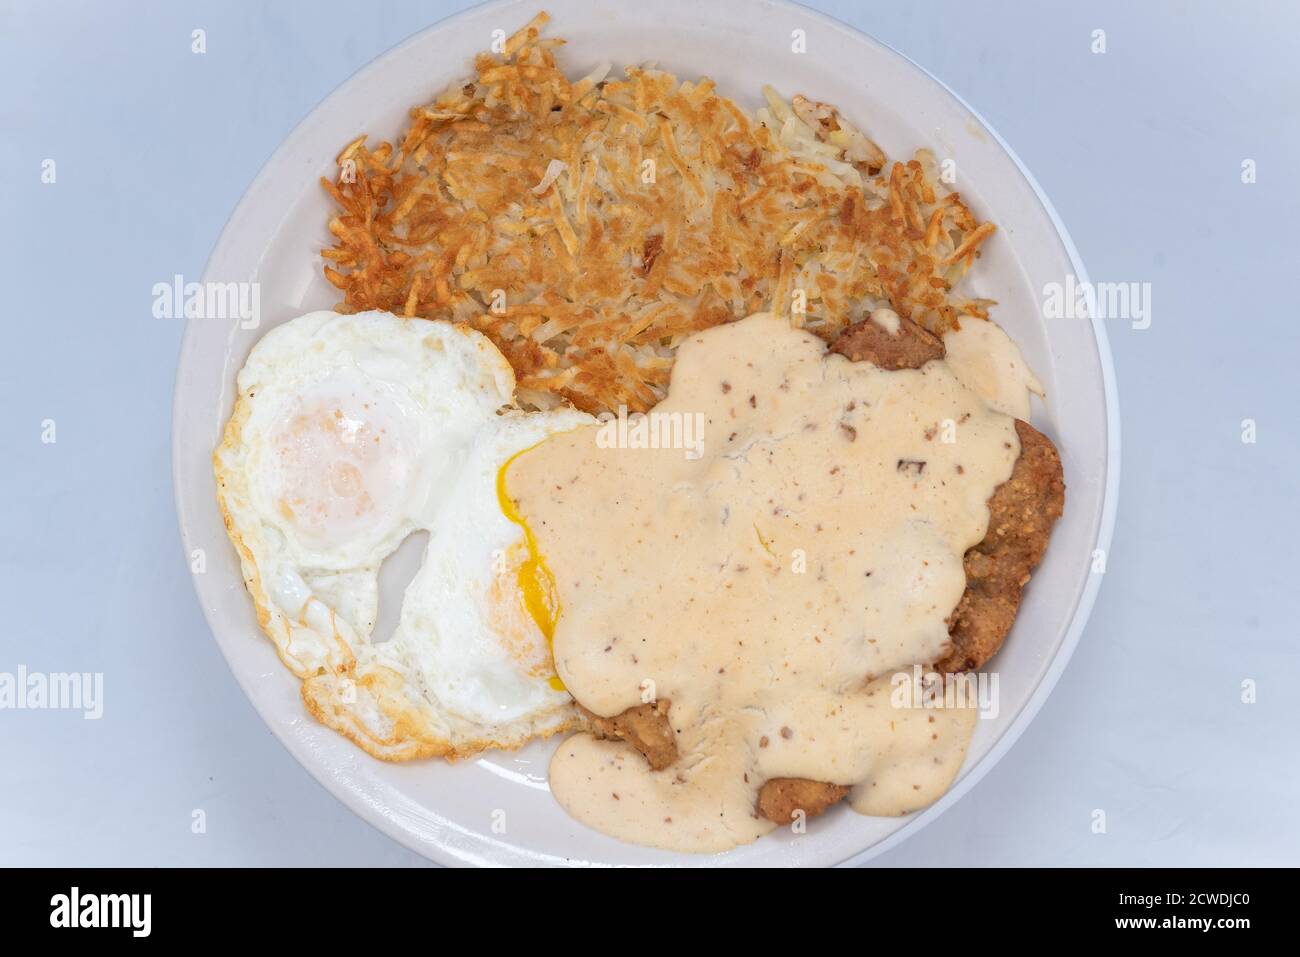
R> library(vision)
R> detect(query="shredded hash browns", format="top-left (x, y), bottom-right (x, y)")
top-left (322, 10), bottom-right (996, 414)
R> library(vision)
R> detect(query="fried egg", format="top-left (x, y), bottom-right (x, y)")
top-left (214, 310), bottom-right (592, 759)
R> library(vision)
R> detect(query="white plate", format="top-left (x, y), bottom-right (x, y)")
top-left (173, 0), bottom-right (1119, 867)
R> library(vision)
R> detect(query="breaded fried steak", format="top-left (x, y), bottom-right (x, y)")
top-left (755, 316), bottom-right (1064, 823)
top-left (758, 779), bottom-right (851, 823)
top-left (829, 310), bottom-right (946, 369)
top-left (937, 419), bottom-right (1064, 673)
top-left (833, 314), bottom-right (1065, 676)
top-left (581, 701), bottom-right (677, 771)
top-left (577, 313), bottom-right (1064, 826)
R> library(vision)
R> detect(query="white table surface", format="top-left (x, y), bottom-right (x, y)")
top-left (2, 0), bottom-right (1297, 866)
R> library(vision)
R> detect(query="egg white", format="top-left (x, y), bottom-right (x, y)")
top-left (214, 310), bottom-right (592, 760)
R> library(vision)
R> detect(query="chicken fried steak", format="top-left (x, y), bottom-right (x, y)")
top-left (575, 314), bottom-right (1064, 825)
top-left (581, 700), bottom-right (677, 771)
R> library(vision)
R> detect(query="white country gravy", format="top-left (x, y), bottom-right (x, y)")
top-left (506, 313), bottom-right (1023, 852)
top-left (942, 318), bottom-right (1044, 420)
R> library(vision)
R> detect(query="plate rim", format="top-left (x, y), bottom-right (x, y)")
top-left (173, 0), bottom-right (1121, 868)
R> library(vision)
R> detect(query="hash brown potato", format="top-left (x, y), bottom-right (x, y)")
top-left (321, 10), bottom-right (996, 416)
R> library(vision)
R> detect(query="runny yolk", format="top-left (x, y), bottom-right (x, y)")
top-left (497, 446), bottom-right (566, 691)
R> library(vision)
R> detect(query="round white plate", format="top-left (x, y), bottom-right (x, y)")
top-left (173, 0), bottom-right (1119, 867)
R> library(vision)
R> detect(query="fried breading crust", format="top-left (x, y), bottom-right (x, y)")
top-left (935, 418), bottom-right (1064, 673)
top-left (753, 418), bottom-right (1064, 822)
top-left (828, 313), bottom-right (945, 369)
top-left (757, 778), bottom-right (851, 823)
top-left (575, 315), bottom-right (1063, 824)
top-left (581, 700), bottom-right (678, 771)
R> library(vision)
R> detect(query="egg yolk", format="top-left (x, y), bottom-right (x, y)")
top-left (497, 448), bottom-right (565, 691)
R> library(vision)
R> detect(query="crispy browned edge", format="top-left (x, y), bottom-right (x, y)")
top-left (581, 315), bottom-right (1065, 824)
top-left (757, 779), bottom-right (851, 823)
top-left (934, 418), bottom-right (1064, 672)
top-left (581, 700), bottom-right (677, 771)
